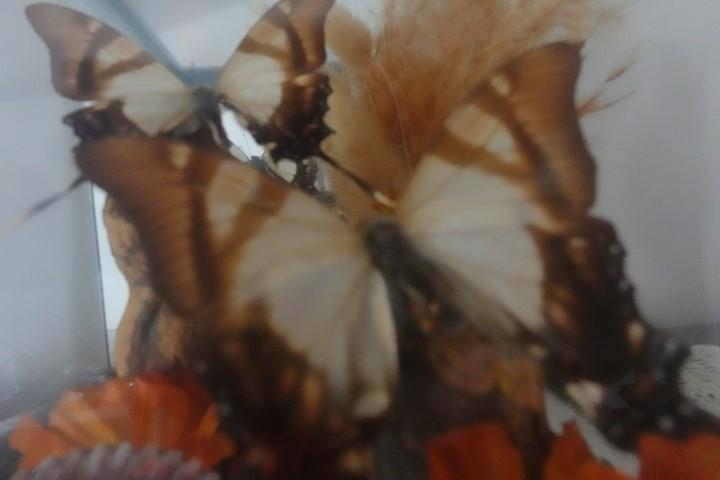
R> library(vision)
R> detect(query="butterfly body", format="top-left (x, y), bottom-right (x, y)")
top-left (179, 85), bottom-right (229, 147)
top-left (185, 86), bottom-right (222, 132)
top-left (362, 218), bottom-right (492, 347)
top-left (361, 223), bottom-right (550, 479)
top-left (362, 219), bottom-right (424, 279)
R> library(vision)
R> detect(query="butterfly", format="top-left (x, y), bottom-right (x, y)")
top-left (26, 0), bottom-right (334, 162)
top-left (73, 41), bottom-right (719, 449)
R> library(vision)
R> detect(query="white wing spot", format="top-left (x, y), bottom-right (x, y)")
top-left (276, 159), bottom-right (297, 182)
top-left (566, 381), bottom-right (604, 417)
top-left (445, 103), bottom-right (516, 162)
top-left (353, 390), bottom-right (390, 419)
top-left (627, 321), bottom-right (646, 349)
top-left (569, 237), bottom-right (588, 249)
top-left (169, 143), bottom-right (192, 169)
top-left (206, 163), bottom-right (259, 240)
top-left (491, 74), bottom-right (512, 96)
top-left (294, 74), bottom-right (315, 87)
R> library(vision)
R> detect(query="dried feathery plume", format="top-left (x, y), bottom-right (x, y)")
top-left (323, 0), bottom-right (618, 221)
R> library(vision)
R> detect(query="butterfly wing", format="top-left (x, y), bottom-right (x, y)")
top-left (216, 0), bottom-right (335, 162)
top-left (74, 137), bottom-right (397, 425)
top-left (397, 42), bottom-right (718, 445)
top-left (26, 3), bottom-right (193, 136)
top-left (400, 43), bottom-right (593, 339)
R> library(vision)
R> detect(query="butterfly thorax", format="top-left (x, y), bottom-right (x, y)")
top-left (191, 86), bottom-right (219, 114)
top-left (362, 219), bottom-right (414, 279)
top-left (363, 219), bottom-right (466, 337)
top-left (170, 86), bottom-right (228, 147)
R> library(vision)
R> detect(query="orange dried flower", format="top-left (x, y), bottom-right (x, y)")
top-left (639, 433), bottom-right (720, 480)
top-left (428, 423), bottom-right (525, 480)
top-left (545, 423), bottom-right (631, 480)
top-left (9, 374), bottom-right (235, 471)
top-left (428, 421), bottom-right (632, 480)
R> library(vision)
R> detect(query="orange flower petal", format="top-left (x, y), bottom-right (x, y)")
top-left (9, 374), bottom-right (235, 470)
top-left (639, 433), bottom-right (720, 480)
top-left (9, 416), bottom-right (75, 470)
top-left (51, 389), bottom-right (130, 446)
top-left (428, 423), bottom-right (525, 480)
top-left (545, 423), bottom-right (630, 480)
top-left (130, 379), bottom-right (190, 448)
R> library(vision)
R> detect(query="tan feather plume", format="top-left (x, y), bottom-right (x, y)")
top-left (323, 0), bottom-right (617, 220)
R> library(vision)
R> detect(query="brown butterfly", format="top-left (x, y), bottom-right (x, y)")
top-left (74, 42), bottom-right (718, 450)
top-left (69, 39), bottom-right (565, 421)
top-left (26, 0), bottom-right (334, 162)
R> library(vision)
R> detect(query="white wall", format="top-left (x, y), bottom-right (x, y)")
top-left (580, 0), bottom-right (720, 328)
top-left (0, 0), bottom-right (146, 392)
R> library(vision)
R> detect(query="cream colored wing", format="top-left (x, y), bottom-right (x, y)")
top-left (398, 44), bottom-right (691, 438)
top-left (75, 137), bottom-right (396, 422)
top-left (26, 3), bottom-right (193, 135)
top-left (216, 0), bottom-right (335, 162)
top-left (399, 43), bottom-right (594, 338)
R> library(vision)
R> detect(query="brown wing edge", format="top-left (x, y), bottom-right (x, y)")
top-left (422, 41), bottom-right (720, 448)
top-left (430, 43), bottom-right (596, 215)
top-left (535, 216), bottom-right (720, 447)
top-left (26, 3), bottom-right (157, 101)
top-left (74, 137), bottom-right (224, 316)
top-left (502, 42), bottom-right (596, 213)
top-left (225, 0), bottom-right (336, 163)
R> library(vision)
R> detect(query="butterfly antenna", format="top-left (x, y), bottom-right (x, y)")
top-left (578, 89), bottom-right (635, 117)
top-left (578, 54), bottom-right (637, 117)
top-left (318, 154), bottom-right (397, 209)
top-left (1, 175), bottom-right (85, 234)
